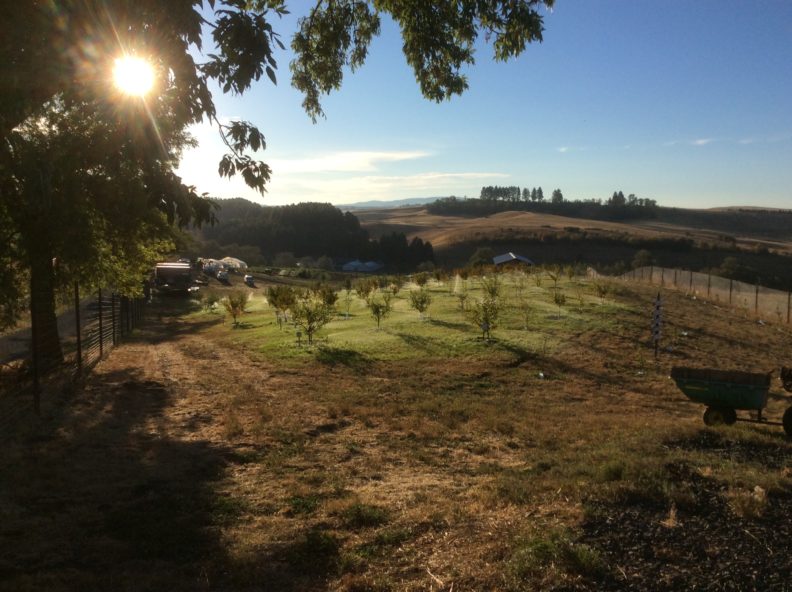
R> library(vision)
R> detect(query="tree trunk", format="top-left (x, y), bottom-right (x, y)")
top-left (29, 247), bottom-right (63, 371)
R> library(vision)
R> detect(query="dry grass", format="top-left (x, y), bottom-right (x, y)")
top-left (2, 277), bottom-right (792, 591)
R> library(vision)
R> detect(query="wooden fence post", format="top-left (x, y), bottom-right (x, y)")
top-left (689, 270), bottom-right (693, 293)
top-left (755, 282), bottom-right (759, 315)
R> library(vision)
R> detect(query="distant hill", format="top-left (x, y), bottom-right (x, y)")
top-left (339, 197), bottom-right (446, 210)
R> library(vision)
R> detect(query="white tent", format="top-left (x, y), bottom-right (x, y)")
top-left (221, 256), bottom-right (248, 271)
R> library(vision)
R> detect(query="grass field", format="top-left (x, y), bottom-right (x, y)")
top-left (3, 271), bottom-right (792, 590)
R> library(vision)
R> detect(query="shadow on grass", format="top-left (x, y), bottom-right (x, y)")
top-left (393, 332), bottom-right (446, 355)
top-left (315, 346), bottom-right (372, 373)
top-left (666, 428), bottom-right (792, 468)
top-left (0, 336), bottom-right (341, 591)
top-left (429, 318), bottom-right (471, 332)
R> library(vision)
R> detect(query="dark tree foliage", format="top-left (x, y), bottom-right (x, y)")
top-left (200, 199), bottom-right (369, 258)
top-left (2, 0), bottom-right (554, 192)
top-left (430, 189), bottom-right (659, 222)
top-left (198, 199), bottom-right (433, 269)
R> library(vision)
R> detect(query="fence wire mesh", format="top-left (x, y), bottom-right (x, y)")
top-left (622, 266), bottom-right (791, 324)
top-left (0, 285), bottom-right (146, 428)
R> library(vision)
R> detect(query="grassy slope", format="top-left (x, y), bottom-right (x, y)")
top-left (3, 273), bottom-right (792, 591)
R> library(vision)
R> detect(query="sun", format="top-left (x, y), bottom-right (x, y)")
top-left (113, 56), bottom-right (155, 97)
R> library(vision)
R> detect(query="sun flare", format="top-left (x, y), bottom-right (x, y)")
top-left (113, 56), bottom-right (154, 97)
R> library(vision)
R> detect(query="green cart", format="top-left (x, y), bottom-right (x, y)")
top-left (670, 366), bottom-right (792, 436)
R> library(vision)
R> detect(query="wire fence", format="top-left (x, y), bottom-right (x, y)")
top-left (0, 283), bottom-right (146, 427)
top-left (621, 266), bottom-right (792, 324)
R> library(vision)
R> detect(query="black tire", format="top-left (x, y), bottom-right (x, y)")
top-left (703, 407), bottom-right (731, 426)
top-left (783, 407), bottom-right (792, 437)
top-left (723, 408), bottom-right (737, 425)
top-left (703, 407), bottom-right (723, 426)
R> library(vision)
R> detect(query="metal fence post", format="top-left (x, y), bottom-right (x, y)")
top-left (74, 282), bottom-right (82, 376)
top-left (98, 288), bottom-right (104, 358)
top-left (111, 292), bottom-right (116, 345)
top-left (30, 308), bottom-right (40, 416)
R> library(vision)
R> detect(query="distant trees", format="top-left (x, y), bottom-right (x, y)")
top-left (199, 200), bottom-right (433, 271)
top-left (428, 187), bottom-right (659, 222)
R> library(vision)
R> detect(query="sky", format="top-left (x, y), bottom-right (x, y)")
top-left (176, 1), bottom-right (792, 209)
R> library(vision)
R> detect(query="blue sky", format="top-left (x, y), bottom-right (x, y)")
top-left (176, 1), bottom-right (792, 209)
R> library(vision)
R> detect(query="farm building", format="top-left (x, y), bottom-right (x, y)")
top-left (493, 252), bottom-right (534, 266)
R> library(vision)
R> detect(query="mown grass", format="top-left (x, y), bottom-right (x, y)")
top-left (197, 273), bottom-right (629, 368)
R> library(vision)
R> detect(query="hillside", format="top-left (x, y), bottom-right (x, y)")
top-left (357, 205), bottom-right (792, 288)
top-left (4, 273), bottom-right (792, 590)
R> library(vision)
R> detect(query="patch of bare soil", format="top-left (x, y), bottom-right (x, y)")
top-left (580, 461), bottom-right (792, 591)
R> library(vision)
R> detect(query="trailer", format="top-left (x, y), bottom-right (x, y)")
top-left (154, 262), bottom-right (193, 295)
top-left (671, 366), bottom-right (792, 436)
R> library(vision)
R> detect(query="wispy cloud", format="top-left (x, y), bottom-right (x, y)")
top-left (269, 150), bottom-right (430, 174)
top-left (691, 138), bottom-right (714, 146)
top-left (273, 171), bottom-right (509, 203)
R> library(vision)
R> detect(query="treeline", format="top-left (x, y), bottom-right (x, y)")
top-left (429, 188), bottom-right (658, 221)
top-left (195, 199), bottom-right (433, 270)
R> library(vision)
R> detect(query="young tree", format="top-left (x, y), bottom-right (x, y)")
top-left (267, 285), bottom-right (296, 329)
top-left (367, 291), bottom-right (393, 329)
top-left (408, 288), bottom-right (432, 319)
top-left (290, 291), bottom-right (334, 345)
top-left (223, 290), bottom-right (249, 326)
top-left (355, 278), bottom-right (377, 301)
top-left (470, 295), bottom-right (501, 341)
top-left (551, 188), bottom-right (564, 203)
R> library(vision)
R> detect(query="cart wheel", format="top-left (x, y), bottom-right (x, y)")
top-left (703, 407), bottom-right (731, 426)
top-left (783, 407), bottom-right (792, 437)
top-left (723, 408), bottom-right (737, 425)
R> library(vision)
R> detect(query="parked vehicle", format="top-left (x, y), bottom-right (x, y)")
top-left (217, 270), bottom-right (230, 284)
top-left (244, 274), bottom-right (255, 287)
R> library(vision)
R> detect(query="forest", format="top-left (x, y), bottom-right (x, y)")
top-left (193, 198), bottom-right (434, 270)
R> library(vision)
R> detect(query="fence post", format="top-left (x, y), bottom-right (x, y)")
top-left (788, 291), bottom-right (791, 324)
top-left (755, 282), bottom-right (759, 315)
top-left (98, 288), bottom-right (104, 358)
top-left (729, 279), bottom-right (733, 305)
top-left (689, 270), bottom-right (693, 293)
top-left (661, 268), bottom-right (665, 287)
top-left (674, 269), bottom-right (677, 287)
top-left (30, 308), bottom-right (41, 416)
top-left (111, 292), bottom-right (116, 345)
top-left (74, 282), bottom-right (82, 376)
top-left (707, 273), bottom-right (711, 298)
